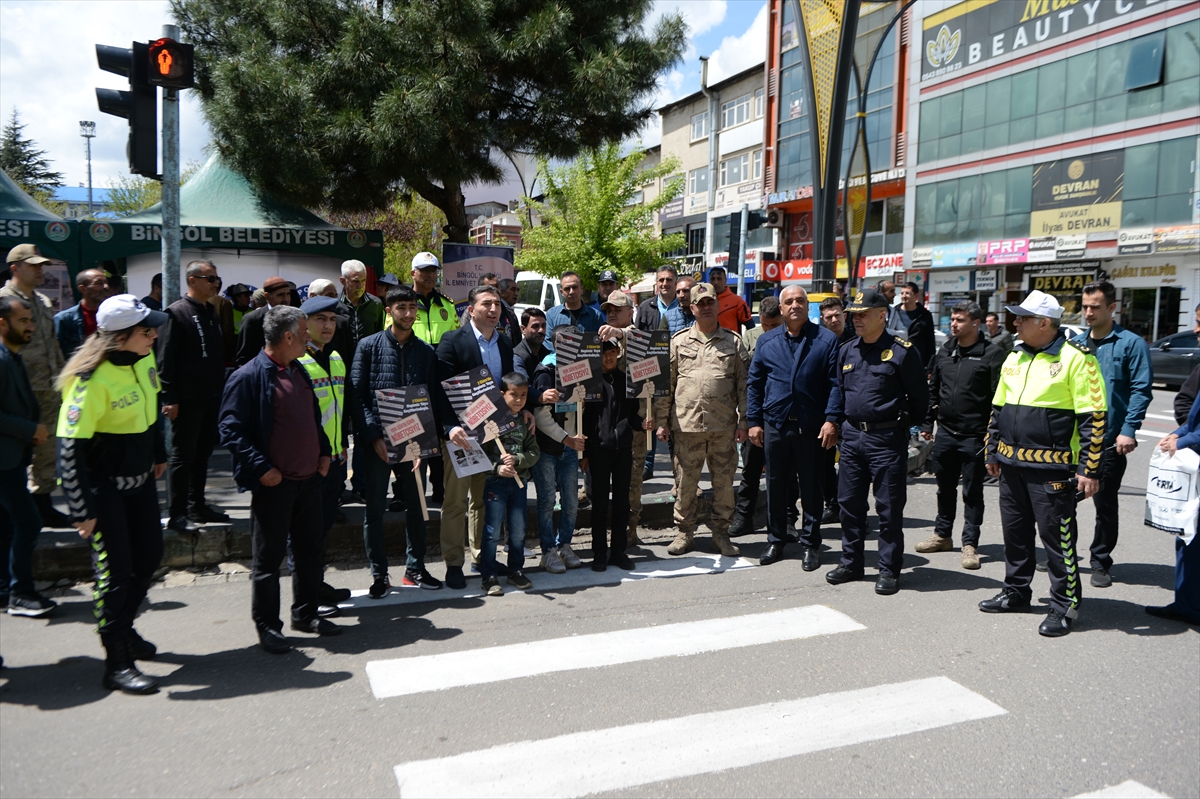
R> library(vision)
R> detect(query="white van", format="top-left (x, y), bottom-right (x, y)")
top-left (514, 271), bottom-right (565, 315)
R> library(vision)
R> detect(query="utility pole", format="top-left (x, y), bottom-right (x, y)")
top-left (79, 121), bottom-right (96, 218)
top-left (736, 203), bottom-right (749, 297)
top-left (160, 23), bottom-right (182, 306)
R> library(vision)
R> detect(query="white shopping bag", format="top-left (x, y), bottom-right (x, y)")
top-left (1145, 446), bottom-right (1199, 545)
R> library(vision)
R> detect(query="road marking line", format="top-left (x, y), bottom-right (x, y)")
top-left (367, 605), bottom-right (863, 699)
top-left (1145, 413), bottom-right (1180, 422)
top-left (344, 553), bottom-right (757, 608)
top-left (392, 676), bottom-right (1006, 798)
top-left (1074, 780), bottom-right (1169, 798)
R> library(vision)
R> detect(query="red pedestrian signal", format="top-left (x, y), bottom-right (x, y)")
top-left (147, 37), bottom-right (194, 90)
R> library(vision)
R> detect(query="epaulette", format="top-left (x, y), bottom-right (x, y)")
top-left (1064, 338), bottom-right (1090, 355)
top-left (893, 337), bottom-right (913, 349)
top-left (670, 327), bottom-right (691, 340)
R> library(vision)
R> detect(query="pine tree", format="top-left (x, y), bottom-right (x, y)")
top-left (171, 0), bottom-right (686, 242)
top-left (0, 108), bottom-right (64, 194)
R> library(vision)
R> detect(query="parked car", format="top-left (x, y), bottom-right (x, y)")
top-left (514, 271), bottom-right (565, 316)
top-left (1150, 329), bottom-right (1200, 389)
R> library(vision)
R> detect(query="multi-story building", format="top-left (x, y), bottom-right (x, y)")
top-left (53, 186), bottom-right (115, 219)
top-left (654, 62), bottom-right (774, 302)
top-left (910, 0), bottom-right (1200, 336)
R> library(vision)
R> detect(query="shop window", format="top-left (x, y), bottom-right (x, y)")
top-left (1125, 31), bottom-right (1166, 91)
top-left (691, 112), bottom-right (709, 142)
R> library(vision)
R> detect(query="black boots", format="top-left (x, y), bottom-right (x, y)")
top-left (102, 637), bottom-right (158, 695)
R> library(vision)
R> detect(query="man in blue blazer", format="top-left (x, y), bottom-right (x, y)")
top-left (747, 286), bottom-right (842, 570)
top-left (53, 269), bottom-right (111, 359)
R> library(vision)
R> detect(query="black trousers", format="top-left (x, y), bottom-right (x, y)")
top-left (764, 422), bottom-right (825, 548)
top-left (999, 465), bottom-right (1081, 616)
top-left (167, 397), bottom-right (220, 517)
top-left (931, 432), bottom-right (985, 547)
top-left (251, 473), bottom-right (323, 631)
top-left (89, 478), bottom-right (163, 643)
top-left (823, 446), bottom-right (839, 512)
top-left (838, 425), bottom-right (908, 576)
top-left (588, 448), bottom-right (631, 558)
top-left (1088, 450), bottom-right (1127, 571)
top-left (735, 440), bottom-right (798, 524)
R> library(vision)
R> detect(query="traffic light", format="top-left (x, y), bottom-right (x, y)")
top-left (747, 210), bottom-right (768, 230)
top-left (147, 37), bottom-right (194, 90)
top-left (96, 42), bottom-right (158, 178)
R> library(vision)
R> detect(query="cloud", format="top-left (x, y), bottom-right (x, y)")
top-left (705, 2), bottom-right (769, 83)
top-left (646, 0), bottom-right (728, 41)
top-left (0, 1), bottom-right (211, 190)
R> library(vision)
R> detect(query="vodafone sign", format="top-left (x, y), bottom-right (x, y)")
top-left (763, 261), bottom-right (780, 281)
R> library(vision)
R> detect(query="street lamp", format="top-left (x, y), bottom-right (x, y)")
top-left (79, 120), bottom-right (96, 218)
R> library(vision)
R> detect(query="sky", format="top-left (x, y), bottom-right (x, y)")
top-left (0, 0), bottom-right (767, 206)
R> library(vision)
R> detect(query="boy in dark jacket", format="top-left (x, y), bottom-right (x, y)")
top-left (583, 340), bottom-right (651, 572)
top-left (481, 373), bottom-right (540, 595)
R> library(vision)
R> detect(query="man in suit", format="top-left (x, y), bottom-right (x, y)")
top-left (54, 269), bottom-right (111, 359)
top-left (435, 285), bottom-right (518, 589)
top-left (235, 276), bottom-right (293, 365)
top-left (0, 296), bottom-right (55, 616)
top-left (748, 286), bottom-right (841, 570)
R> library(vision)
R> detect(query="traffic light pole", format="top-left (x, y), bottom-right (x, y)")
top-left (160, 24), bottom-right (181, 306)
top-left (736, 203), bottom-right (749, 297)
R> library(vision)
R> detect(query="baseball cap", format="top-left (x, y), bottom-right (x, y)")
top-left (845, 288), bottom-right (891, 313)
top-left (598, 269), bottom-right (619, 283)
top-left (600, 338), bottom-right (622, 352)
top-left (6, 243), bottom-right (50, 265)
top-left (97, 294), bottom-right (168, 331)
top-left (226, 283), bottom-right (250, 296)
top-left (300, 295), bottom-right (341, 316)
top-left (1005, 289), bottom-right (1063, 319)
top-left (690, 283), bottom-right (717, 304)
top-left (262, 276), bottom-right (289, 291)
top-left (378, 273), bottom-right (400, 286)
top-left (601, 290), bottom-right (634, 311)
top-left (412, 251), bottom-right (440, 270)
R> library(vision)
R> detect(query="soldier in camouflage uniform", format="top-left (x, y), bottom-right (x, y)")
top-left (654, 283), bottom-right (749, 557)
top-left (2, 245), bottom-right (69, 527)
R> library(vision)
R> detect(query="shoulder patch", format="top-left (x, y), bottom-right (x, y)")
top-left (1064, 338), bottom-right (1090, 355)
top-left (893, 337), bottom-right (913, 349)
top-left (670, 327), bottom-right (691, 340)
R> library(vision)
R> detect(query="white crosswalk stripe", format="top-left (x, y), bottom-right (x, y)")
top-left (366, 605), bottom-right (865, 699)
top-left (1074, 780), bottom-right (1170, 798)
top-left (392, 676), bottom-right (1007, 798)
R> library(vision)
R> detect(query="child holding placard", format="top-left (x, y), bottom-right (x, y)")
top-left (480, 373), bottom-right (540, 595)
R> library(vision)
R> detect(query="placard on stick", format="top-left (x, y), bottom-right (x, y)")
top-left (555, 330), bottom-right (602, 402)
top-left (374, 385), bottom-right (440, 464)
top-left (440, 365), bottom-right (517, 444)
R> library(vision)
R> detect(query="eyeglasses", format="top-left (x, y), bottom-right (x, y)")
top-left (192, 275), bottom-right (219, 283)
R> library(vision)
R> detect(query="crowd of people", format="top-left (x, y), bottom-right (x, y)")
top-left (2, 241), bottom-right (1198, 696)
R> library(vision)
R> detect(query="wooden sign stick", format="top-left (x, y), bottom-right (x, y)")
top-left (403, 440), bottom-right (429, 521)
top-left (638, 381), bottom-right (654, 450)
top-left (484, 420), bottom-right (523, 488)
top-left (570, 384), bottom-right (586, 440)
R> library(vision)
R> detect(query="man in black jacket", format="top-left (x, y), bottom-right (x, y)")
top-left (513, 307), bottom-right (549, 380)
top-left (893, 282), bottom-right (937, 369)
top-left (435, 285), bottom-right (518, 589)
top-left (916, 300), bottom-right (1005, 569)
top-left (634, 266), bottom-right (677, 333)
top-left (158, 260), bottom-right (229, 532)
top-left (235, 276), bottom-right (292, 365)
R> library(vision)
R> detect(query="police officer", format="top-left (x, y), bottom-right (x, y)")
top-left (410, 251), bottom-right (458, 504)
top-left (654, 283), bottom-right (749, 558)
top-left (916, 300), bottom-right (1004, 570)
top-left (56, 295), bottom-right (169, 694)
top-left (980, 290), bottom-right (1106, 637)
top-left (827, 288), bottom-right (928, 595)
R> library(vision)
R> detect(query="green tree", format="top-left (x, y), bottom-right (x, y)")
top-left (171, 0), bottom-right (686, 242)
top-left (106, 162), bottom-right (201, 217)
top-left (324, 196), bottom-right (446, 284)
top-left (515, 143), bottom-right (684, 289)
top-left (0, 108), bottom-right (64, 195)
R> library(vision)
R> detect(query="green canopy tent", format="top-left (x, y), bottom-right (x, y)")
top-left (77, 155), bottom-right (383, 298)
top-left (0, 169), bottom-right (80, 311)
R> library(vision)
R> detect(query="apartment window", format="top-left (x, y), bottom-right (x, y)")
top-left (754, 88), bottom-right (765, 118)
top-left (688, 166), bottom-right (709, 195)
top-left (753, 150), bottom-right (762, 180)
top-left (721, 94), bottom-right (752, 129)
top-left (720, 153), bottom-right (750, 187)
top-left (1126, 31), bottom-right (1166, 91)
top-left (690, 112), bottom-right (709, 141)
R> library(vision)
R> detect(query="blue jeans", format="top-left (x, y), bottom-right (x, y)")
top-left (0, 465), bottom-right (42, 595)
top-left (482, 476), bottom-right (527, 579)
top-left (360, 439), bottom-right (426, 577)
top-left (532, 447), bottom-right (578, 551)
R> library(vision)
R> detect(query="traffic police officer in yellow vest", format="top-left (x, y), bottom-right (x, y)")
top-left (980, 290), bottom-right (1107, 638)
top-left (411, 252), bottom-right (459, 346)
top-left (296, 295), bottom-right (353, 612)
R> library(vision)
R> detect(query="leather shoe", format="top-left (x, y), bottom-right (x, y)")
top-left (445, 565), bottom-right (466, 590)
top-left (728, 515), bottom-right (753, 537)
top-left (320, 582), bottom-right (352, 603)
top-left (128, 630), bottom-right (157, 660)
top-left (825, 564), bottom-right (864, 585)
top-left (291, 617), bottom-right (342, 636)
top-left (317, 604), bottom-right (342, 618)
top-left (167, 515), bottom-right (199, 532)
top-left (800, 547), bottom-right (820, 571)
top-left (820, 506), bottom-right (838, 524)
top-left (978, 587), bottom-right (1030, 613)
top-left (875, 574), bottom-right (899, 595)
top-left (258, 628), bottom-right (290, 654)
top-left (188, 503), bottom-right (230, 523)
top-left (759, 542), bottom-right (785, 566)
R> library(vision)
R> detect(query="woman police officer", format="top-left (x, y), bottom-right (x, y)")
top-left (55, 295), bottom-right (169, 694)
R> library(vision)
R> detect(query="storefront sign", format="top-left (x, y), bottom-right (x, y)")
top-left (920, 0), bottom-right (1168, 83)
top-left (780, 259), bottom-right (813, 282)
top-left (1108, 261), bottom-right (1179, 284)
top-left (1030, 152), bottom-right (1124, 237)
top-left (761, 260), bottom-right (782, 282)
top-left (928, 269), bottom-right (971, 293)
top-left (931, 242), bottom-right (978, 268)
top-left (1026, 236), bottom-right (1057, 263)
top-left (1116, 228), bottom-right (1155, 256)
top-left (1155, 225), bottom-right (1200, 253)
top-left (1029, 272), bottom-right (1094, 292)
top-left (863, 253), bottom-right (905, 277)
top-left (910, 247), bottom-right (933, 268)
top-left (1054, 233), bottom-right (1086, 260)
top-left (972, 269), bottom-right (1001, 292)
top-left (658, 197), bottom-right (684, 223)
top-left (905, 270), bottom-right (930, 295)
top-left (977, 238), bottom-right (1028, 265)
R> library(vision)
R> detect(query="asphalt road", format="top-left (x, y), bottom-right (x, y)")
top-left (1, 389), bottom-right (1196, 799)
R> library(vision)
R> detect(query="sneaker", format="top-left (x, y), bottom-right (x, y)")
top-left (317, 604), bottom-right (342, 618)
top-left (320, 582), bottom-right (352, 603)
top-left (507, 570), bottom-right (532, 590)
top-left (820, 506), bottom-right (838, 524)
top-left (961, 544), bottom-right (981, 570)
top-left (368, 576), bottom-right (391, 599)
top-left (402, 568), bottom-right (443, 590)
top-left (1038, 609), bottom-right (1073, 637)
top-left (609, 552), bottom-right (635, 570)
top-left (1090, 568), bottom-right (1112, 588)
top-left (445, 565), bottom-right (466, 590)
top-left (8, 592), bottom-right (56, 617)
top-left (483, 576), bottom-right (503, 596)
top-left (540, 548), bottom-right (566, 574)
top-left (978, 587), bottom-right (1030, 613)
top-left (914, 534), bottom-right (953, 553)
top-left (557, 545), bottom-right (583, 569)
